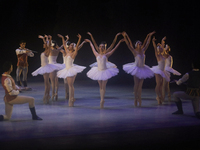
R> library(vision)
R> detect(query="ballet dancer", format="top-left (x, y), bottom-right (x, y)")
top-left (122, 31), bottom-right (155, 107)
top-left (0, 61), bottom-right (42, 121)
top-left (16, 40), bottom-right (34, 90)
top-left (87, 32), bottom-right (120, 68)
top-left (151, 36), bottom-right (170, 104)
top-left (48, 38), bottom-right (64, 101)
top-left (172, 60), bottom-right (200, 119)
top-left (32, 35), bottom-right (58, 104)
top-left (57, 34), bottom-right (86, 107)
top-left (85, 36), bottom-right (124, 109)
top-left (161, 37), bottom-right (181, 101)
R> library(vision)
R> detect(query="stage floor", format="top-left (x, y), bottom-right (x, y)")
top-left (0, 81), bottom-right (200, 149)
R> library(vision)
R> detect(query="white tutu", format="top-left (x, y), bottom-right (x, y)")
top-left (32, 64), bottom-right (58, 76)
top-left (165, 66), bottom-right (181, 76)
top-left (151, 65), bottom-right (170, 81)
top-left (123, 62), bottom-right (154, 79)
top-left (57, 64), bottom-right (86, 78)
top-left (87, 67), bottom-right (119, 80)
top-left (90, 61), bottom-right (117, 68)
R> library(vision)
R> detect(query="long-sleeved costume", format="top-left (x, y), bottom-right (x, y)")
top-left (16, 47), bottom-right (34, 87)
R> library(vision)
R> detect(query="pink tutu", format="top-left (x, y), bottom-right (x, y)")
top-left (123, 62), bottom-right (154, 79)
top-left (87, 67), bottom-right (119, 80)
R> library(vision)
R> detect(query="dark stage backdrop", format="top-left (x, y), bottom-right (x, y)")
top-left (0, 0), bottom-right (199, 87)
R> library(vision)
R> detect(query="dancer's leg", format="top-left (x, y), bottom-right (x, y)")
top-left (67, 76), bottom-right (76, 107)
top-left (134, 76), bottom-right (139, 107)
top-left (55, 75), bottom-right (59, 101)
top-left (138, 79), bottom-right (144, 107)
top-left (167, 81), bottom-right (171, 101)
top-left (49, 71), bottom-right (56, 101)
top-left (98, 80), bottom-right (108, 108)
top-left (8, 96), bottom-right (42, 120)
top-left (43, 73), bottom-right (50, 104)
top-left (64, 78), bottom-right (69, 99)
top-left (16, 66), bottom-right (22, 86)
top-left (155, 74), bottom-right (163, 104)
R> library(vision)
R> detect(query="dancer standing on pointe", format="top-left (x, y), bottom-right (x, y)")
top-left (122, 31), bottom-right (155, 107)
top-left (151, 36), bottom-right (170, 104)
top-left (57, 34), bottom-right (86, 107)
top-left (32, 35), bottom-right (58, 104)
top-left (161, 37), bottom-right (181, 101)
top-left (48, 38), bottom-right (64, 101)
top-left (85, 35), bottom-right (124, 109)
top-left (16, 40), bottom-right (34, 90)
top-left (0, 61), bottom-right (42, 121)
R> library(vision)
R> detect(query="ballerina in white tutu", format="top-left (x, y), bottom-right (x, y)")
top-left (85, 37), bottom-right (124, 109)
top-left (151, 36), bottom-right (170, 104)
top-left (32, 35), bottom-right (57, 104)
top-left (122, 31), bottom-right (155, 107)
top-left (87, 32), bottom-right (121, 69)
top-left (57, 34), bottom-right (86, 107)
top-left (161, 37), bottom-right (181, 101)
top-left (48, 38), bottom-right (64, 101)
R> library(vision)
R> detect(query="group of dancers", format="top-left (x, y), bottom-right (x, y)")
top-left (1, 31), bottom-right (200, 121)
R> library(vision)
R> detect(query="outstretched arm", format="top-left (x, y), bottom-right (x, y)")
top-left (85, 39), bottom-right (98, 57)
top-left (57, 34), bottom-right (69, 52)
top-left (106, 32), bottom-right (121, 53)
top-left (106, 38), bottom-right (125, 58)
top-left (122, 31), bottom-right (136, 55)
top-left (142, 31), bottom-right (156, 52)
top-left (87, 32), bottom-right (99, 52)
top-left (152, 36), bottom-right (158, 58)
top-left (78, 41), bottom-right (86, 50)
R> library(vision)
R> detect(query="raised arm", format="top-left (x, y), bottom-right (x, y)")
top-left (122, 32), bottom-right (136, 55)
top-left (57, 34), bottom-right (69, 52)
top-left (142, 31), bottom-right (155, 52)
top-left (106, 32), bottom-right (121, 53)
top-left (161, 36), bottom-right (166, 48)
top-left (87, 32), bottom-right (99, 52)
top-left (78, 41), bottom-right (86, 50)
top-left (106, 38), bottom-right (125, 58)
top-left (85, 39), bottom-right (98, 57)
top-left (152, 36), bottom-right (159, 59)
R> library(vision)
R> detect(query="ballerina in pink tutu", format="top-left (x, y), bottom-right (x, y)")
top-left (151, 36), bottom-right (170, 104)
top-left (57, 34), bottom-right (86, 107)
top-left (161, 37), bottom-right (181, 101)
top-left (32, 35), bottom-right (58, 104)
top-left (122, 31), bottom-right (155, 107)
top-left (85, 36), bottom-right (124, 109)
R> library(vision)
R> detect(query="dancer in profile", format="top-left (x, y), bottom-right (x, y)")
top-left (172, 60), bottom-right (200, 119)
top-left (151, 36), bottom-right (170, 104)
top-left (0, 61), bottom-right (42, 121)
top-left (122, 31), bottom-right (155, 107)
top-left (57, 34), bottom-right (86, 107)
top-left (48, 38), bottom-right (64, 101)
top-left (161, 37), bottom-right (181, 101)
top-left (32, 35), bottom-right (58, 104)
top-left (85, 35), bottom-right (124, 108)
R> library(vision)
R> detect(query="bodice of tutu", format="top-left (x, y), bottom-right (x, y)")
top-left (48, 55), bottom-right (58, 64)
top-left (97, 55), bottom-right (107, 71)
top-left (135, 54), bottom-right (145, 67)
top-left (158, 57), bottom-right (165, 71)
top-left (65, 56), bottom-right (74, 69)
top-left (165, 56), bottom-right (172, 68)
top-left (41, 53), bottom-right (49, 67)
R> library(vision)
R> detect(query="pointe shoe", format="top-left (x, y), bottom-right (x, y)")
top-left (134, 99), bottom-right (138, 107)
top-left (100, 100), bottom-right (105, 109)
top-left (52, 94), bottom-right (58, 101)
top-left (68, 99), bottom-right (74, 107)
top-left (156, 97), bottom-right (162, 105)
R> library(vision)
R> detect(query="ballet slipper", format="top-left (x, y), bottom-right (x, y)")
top-left (68, 98), bottom-right (74, 107)
top-left (100, 100), bottom-right (105, 109)
top-left (156, 97), bottom-right (162, 105)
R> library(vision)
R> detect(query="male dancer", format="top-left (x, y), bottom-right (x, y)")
top-left (0, 61), bottom-right (42, 121)
top-left (16, 40), bottom-right (34, 90)
top-left (172, 60), bottom-right (200, 119)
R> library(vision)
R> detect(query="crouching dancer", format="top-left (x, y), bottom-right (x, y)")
top-left (172, 60), bottom-right (200, 119)
top-left (0, 61), bottom-right (42, 121)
